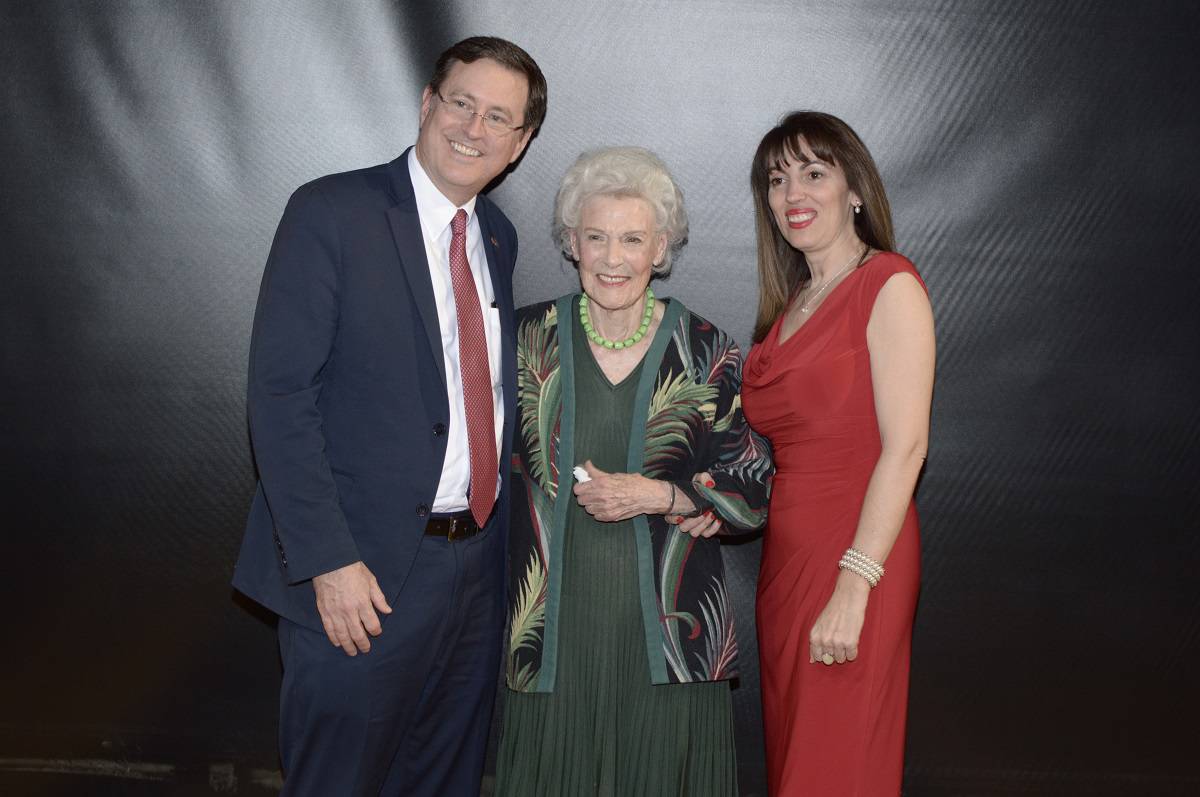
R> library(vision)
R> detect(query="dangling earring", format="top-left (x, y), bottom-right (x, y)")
top-left (853, 203), bottom-right (862, 215)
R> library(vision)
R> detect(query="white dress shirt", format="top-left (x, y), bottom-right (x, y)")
top-left (408, 149), bottom-right (504, 513)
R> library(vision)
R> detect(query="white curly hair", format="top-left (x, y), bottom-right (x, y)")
top-left (552, 146), bottom-right (689, 276)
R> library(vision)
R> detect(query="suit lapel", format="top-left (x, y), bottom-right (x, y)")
top-left (385, 151), bottom-right (447, 390)
top-left (476, 200), bottom-right (518, 431)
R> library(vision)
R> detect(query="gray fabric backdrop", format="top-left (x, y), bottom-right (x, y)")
top-left (2, 1), bottom-right (1198, 794)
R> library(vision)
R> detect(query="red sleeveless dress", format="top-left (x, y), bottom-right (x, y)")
top-left (742, 253), bottom-right (924, 796)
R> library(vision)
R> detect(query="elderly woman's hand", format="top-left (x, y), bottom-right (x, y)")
top-left (573, 460), bottom-right (671, 522)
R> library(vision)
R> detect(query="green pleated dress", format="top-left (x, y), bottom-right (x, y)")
top-left (494, 316), bottom-right (737, 797)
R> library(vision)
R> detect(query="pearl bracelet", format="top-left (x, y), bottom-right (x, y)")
top-left (838, 547), bottom-right (885, 588)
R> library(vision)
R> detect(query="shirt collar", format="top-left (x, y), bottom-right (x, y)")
top-left (408, 148), bottom-right (478, 241)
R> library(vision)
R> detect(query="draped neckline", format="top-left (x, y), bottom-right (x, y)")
top-left (774, 253), bottom-right (880, 349)
top-left (746, 253), bottom-right (887, 388)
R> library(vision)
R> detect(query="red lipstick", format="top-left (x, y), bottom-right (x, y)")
top-left (785, 209), bottom-right (816, 229)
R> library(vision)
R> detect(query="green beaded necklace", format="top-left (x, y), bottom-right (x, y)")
top-left (579, 288), bottom-right (656, 350)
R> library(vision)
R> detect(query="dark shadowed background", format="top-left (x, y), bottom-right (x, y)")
top-left (2, 1), bottom-right (1198, 795)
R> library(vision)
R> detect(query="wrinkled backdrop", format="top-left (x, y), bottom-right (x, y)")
top-left (2, 1), bottom-right (1198, 795)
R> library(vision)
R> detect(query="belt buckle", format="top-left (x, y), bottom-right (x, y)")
top-left (447, 516), bottom-right (467, 542)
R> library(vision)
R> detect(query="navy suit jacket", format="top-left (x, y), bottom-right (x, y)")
top-left (233, 149), bottom-right (518, 631)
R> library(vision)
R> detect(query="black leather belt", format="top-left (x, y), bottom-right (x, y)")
top-left (424, 510), bottom-right (482, 541)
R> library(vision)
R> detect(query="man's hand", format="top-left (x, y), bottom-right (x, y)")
top-left (312, 561), bottom-right (392, 656)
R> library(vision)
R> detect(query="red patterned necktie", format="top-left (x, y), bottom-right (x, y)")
top-left (449, 209), bottom-right (497, 526)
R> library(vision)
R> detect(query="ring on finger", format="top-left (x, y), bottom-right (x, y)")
top-left (821, 652), bottom-right (835, 666)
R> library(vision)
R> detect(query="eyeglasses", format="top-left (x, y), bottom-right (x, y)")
top-left (433, 92), bottom-right (525, 136)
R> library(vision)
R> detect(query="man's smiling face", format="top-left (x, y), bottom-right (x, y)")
top-left (414, 57), bottom-right (532, 206)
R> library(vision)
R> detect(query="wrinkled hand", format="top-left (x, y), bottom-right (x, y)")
top-left (809, 571), bottom-right (869, 665)
top-left (573, 461), bottom-right (669, 522)
top-left (312, 561), bottom-right (392, 656)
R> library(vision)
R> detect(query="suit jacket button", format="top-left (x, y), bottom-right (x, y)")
top-left (416, 504), bottom-right (430, 518)
top-left (433, 423), bottom-right (447, 437)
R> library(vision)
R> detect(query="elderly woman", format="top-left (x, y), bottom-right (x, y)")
top-left (494, 147), bottom-right (772, 796)
top-left (741, 111), bottom-right (935, 795)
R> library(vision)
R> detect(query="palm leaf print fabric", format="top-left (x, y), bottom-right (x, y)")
top-left (506, 296), bottom-right (773, 691)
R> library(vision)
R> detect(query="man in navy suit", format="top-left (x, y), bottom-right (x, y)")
top-left (232, 37), bottom-right (547, 796)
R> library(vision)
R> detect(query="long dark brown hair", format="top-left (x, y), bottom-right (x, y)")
top-left (750, 111), bottom-right (895, 342)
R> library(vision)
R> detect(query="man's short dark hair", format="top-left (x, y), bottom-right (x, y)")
top-left (428, 36), bottom-right (548, 134)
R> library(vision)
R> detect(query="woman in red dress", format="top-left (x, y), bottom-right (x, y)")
top-left (741, 111), bottom-right (936, 796)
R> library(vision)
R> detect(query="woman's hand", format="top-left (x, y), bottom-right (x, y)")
top-left (572, 460), bottom-right (671, 521)
top-left (809, 570), bottom-right (870, 665)
top-left (672, 511), bottom-right (722, 538)
top-left (669, 471), bottom-right (722, 537)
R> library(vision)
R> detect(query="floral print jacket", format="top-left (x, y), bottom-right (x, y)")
top-left (506, 295), bottom-right (773, 692)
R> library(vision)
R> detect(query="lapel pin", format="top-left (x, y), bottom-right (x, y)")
top-left (490, 235), bottom-right (500, 248)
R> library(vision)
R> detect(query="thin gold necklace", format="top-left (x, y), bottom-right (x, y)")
top-left (798, 247), bottom-right (865, 314)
